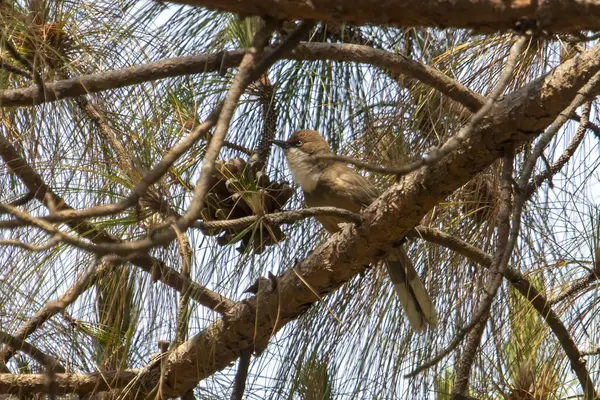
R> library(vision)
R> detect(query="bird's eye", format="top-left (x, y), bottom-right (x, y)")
top-left (294, 140), bottom-right (303, 147)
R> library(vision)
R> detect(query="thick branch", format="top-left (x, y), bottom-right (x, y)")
top-left (168, 0), bottom-right (600, 33)
top-left (0, 371), bottom-right (138, 396)
top-left (132, 41), bottom-right (600, 398)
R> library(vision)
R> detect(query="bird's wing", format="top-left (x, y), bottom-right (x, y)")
top-left (303, 165), bottom-right (379, 232)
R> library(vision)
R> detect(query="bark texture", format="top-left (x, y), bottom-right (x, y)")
top-left (145, 42), bottom-right (600, 397)
top-left (168, 0), bottom-right (600, 33)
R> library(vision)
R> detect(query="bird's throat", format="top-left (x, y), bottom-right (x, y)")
top-left (285, 148), bottom-right (321, 192)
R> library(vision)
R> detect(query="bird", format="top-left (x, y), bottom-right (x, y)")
top-left (272, 129), bottom-right (437, 332)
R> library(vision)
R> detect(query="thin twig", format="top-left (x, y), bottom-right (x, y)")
top-left (250, 73), bottom-right (278, 163)
top-left (192, 206), bottom-right (361, 231)
top-left (174, 226), bottom-right (192, 344)
top-left (0, 206), bottom-right (361, 232)
top-left (406, 149), bottom-right (515, 379)
top-left (525, 103), bottom-right (591, 199)
top-left (0, 234), bottom-right (61, 251)
top-left (0, 331), bottom-right (65, 373)
top-left (0, 58), bottom-right (30, 77)
top-left (519, 71), bottom-right (600, 190)
top-left (1, 38), bottom-right (47, 97)
top-left (411, 226), bottom-right (597, 399)
top-left (317, 36), bottom-right (528, 176)
top-left (581, 346), bottom-right (600, 356)
top-left (451, 148), bottom-right (515, 398)
top-left (0, 261), bottom-right (110, 365)
top-left (0, 202), bottom-right (102, 253)
top-left (5, 191), bottom-right (35, 207)
top-left (548, 273), bottom-right (598, 305)
top-left (2, 39), bottom-right (33, 72)
top-left (571, 113), bottom-right (600, 140)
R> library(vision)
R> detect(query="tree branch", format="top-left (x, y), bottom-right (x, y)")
top-left (230, 348), bottom-right (252, 400)
top-left (412, 226), bottom-right (597, 399)
top-left (451, 148), bottom-right (515, 398)
top-left (0, 133), bottom-right (234, 316)
top-left (0, 43), bottom-right (483, 112)
top-left (128, 41), bottom-right (600, 398)
top-left (0, 370), bottom-right (139, 396)
top-left (525, 103), bottom-right (591, 199)
top-left (0, 331), bottom-right (65, 373)
top-left (0, 206), bottom-right (360, 230)
top-left (167, 0), bottom-right (600, 33)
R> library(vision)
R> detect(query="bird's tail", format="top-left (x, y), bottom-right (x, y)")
top-left (385, 247), bottom-right (438, 333)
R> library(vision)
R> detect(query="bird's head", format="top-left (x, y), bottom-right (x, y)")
top-left (271, 130), bottom-right (334, 192)
top-left (271, 130), bottom-right (333, 156)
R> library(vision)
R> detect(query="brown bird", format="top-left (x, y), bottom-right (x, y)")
top-left (272, 129), bottom-right (437, 332)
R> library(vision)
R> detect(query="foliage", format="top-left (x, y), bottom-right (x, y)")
top-left (0, 0), bottom-right (599, 399)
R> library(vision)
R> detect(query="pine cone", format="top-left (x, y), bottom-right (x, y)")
top-left (199, 158), bottom-right (294, 254)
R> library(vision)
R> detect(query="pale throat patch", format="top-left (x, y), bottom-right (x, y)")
top-left (285, 148), bottom-right (321, 192)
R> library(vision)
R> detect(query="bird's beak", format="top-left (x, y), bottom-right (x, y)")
top-left (270, 139), bottom-right (290, 149)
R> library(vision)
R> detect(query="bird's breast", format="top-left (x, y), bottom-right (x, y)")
top-left (285, 148), bottom-right (321, 192)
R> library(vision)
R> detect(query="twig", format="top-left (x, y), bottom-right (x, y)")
top-left (411, 226), bottom-right (597, 399)
top-left (0, 234), bottom-right (61, 251)
top-left (548, 273), bottom-right (598, 305)
top-left (571, 113), bottom-right (600, 140)
top-left (1, 38), bottom-right (47, 98)
top-left (1, 39), bottom-right (33, 72)
top-left (317, 36), bottom-right (528, 176)
top-left (230, 348), bottom-right (252, 400)
top-left (0, 202), bottom-right (102, 253)
top-left (0, 58), bottom-right (30, 77)
top-left (519, 71), bottom-right (600, 191)
top-left (0, 331), bottom-right (65, 373)
top-left (451, 148), bottom-right (515, 398)
top-left (250, 73), bottom-right (278, 164)
top-left (525, 103), bottom-right (591, 199)
top-left (581, 346), bottom-right (600, 356)
top-left (0, 206), bottom-right (361, 231)
top-left (0, 261), bottom-right (110, 365)
top-left (192, 206), bottom-right (361, 231)
top-left (407, 148), bottom-right (515, 379)
top-left (5, 191), bottom-right (35, 207)
top-left (205, 136), bottom-right (253, 155)
top-left (174, 226), bottom-right (192, 344)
